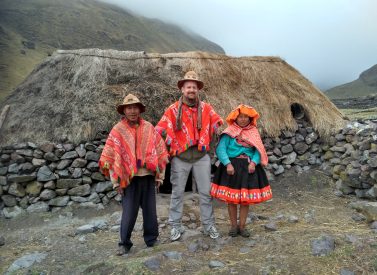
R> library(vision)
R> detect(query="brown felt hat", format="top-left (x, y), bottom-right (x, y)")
top-left (177, 71), bottom-right (204, 90)
top-left (116, 94), bottom-right (146, 114)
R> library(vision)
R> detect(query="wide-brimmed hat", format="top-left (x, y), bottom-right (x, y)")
top-left (116, 94), bottom-right (146, 114)
top-left (177, 71), bottom-right (204, 90)
top-left (226, 104), bottom-right (260, 126)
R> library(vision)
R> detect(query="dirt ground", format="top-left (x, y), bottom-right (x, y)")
top-left (1, 169), bottom-right (377, 275)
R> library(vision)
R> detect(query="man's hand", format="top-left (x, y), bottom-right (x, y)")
top-left (248, 162), bottom-right (256, 173)
top-left (116, 186), bottom-right (124, 196)
top-left (226, 163), bottom-right (235, 175)
top-left (155, 181), bottom-right (162, 193)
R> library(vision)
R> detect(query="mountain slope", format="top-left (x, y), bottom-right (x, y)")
top-left (0, 0), bottom-right (224, 101)
top-left (326, 64), bottom-right (377, 99)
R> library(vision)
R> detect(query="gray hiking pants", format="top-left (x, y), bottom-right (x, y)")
top-left (169, 154), bottom-right (215, 231)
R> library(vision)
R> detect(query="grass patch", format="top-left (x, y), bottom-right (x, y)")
top-left (340, 107), bottom-right (377, 120)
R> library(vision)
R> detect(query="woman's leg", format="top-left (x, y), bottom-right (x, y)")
top-left (228, 203), bottom-right (238, 228)
top-left (239, 204), bottom-right (249, 230)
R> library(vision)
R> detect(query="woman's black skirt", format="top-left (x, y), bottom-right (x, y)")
top-left (211, 157), bottom-right (272, 205)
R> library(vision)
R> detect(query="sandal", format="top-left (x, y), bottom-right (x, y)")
top-left (228, 227), bottom-right (238, 237)
top-left (238, 228), bottom-right (251, 238)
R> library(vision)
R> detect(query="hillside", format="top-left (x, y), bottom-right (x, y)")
top-left (0, 0), bottom-right (224, 101)
top-left (326, 64), bottom-right (377, 99)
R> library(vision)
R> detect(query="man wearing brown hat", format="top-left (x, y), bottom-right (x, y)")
top-left (156, 71), bottom-right (223, 241)
top-left (99, 94), bottom-right (169, 255)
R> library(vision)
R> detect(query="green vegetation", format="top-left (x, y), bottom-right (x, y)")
top-left (0, 0), bottom-right (224, 101)
top-left (340, 107), bottom-right (377, 120)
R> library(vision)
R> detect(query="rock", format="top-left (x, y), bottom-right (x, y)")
top-left (91, 172), bottom-right (105, 181)
top-left (44, 181), bottom-right (55, 189)
top-left (8, 174), bottom-right (36, 183)
top-left (351, 213), bottom-right (366, 222)
top-left (27, 202), bottom-right (49, 213)
top-left (71, 158), bottom-right (87, 168)
top-left (311, 235), bottom-right (335, 256)
top-left (0, 167), bottom-right (7, 175)
top-left (281, 144), bottom-right (293, 154)
top-left (75, 146), bottom-right (87, 158)
top-left (61, 151), bottom-right (79, 159)
top-left (335, 180), bottom-right (354, 195)
top-left (67, 184), bottom-right (91, 196)
top-left (239, 247), bottom-right (251, 254)
top-left (95, 181), bottom-right (113, 193)
top-left (305, 132), bottom-right (318, 144)
top-left (163, 251), bottom-right (182, 260)
top-left (75, 224), bottom-right (96, 235)
top-left (91, 219), bottom-right (108, 230)
top-left (57, 169), bottom-right (70, 178)
top-left (32, 158), bottom-right (46, 167)
top-left (294, 142), bottom-right (309, 155)
top-left (7, 252), bottom-right (48, 273)
top-left (144, 256), bottom-right (161, 271)
top-left (339, 268), bottom-right (355, 275)
top-left (368, 156), bottom-right (377, 168)
top-left (370, 221), bottom-right (377, 229)
top-left (288, 215), bottom-right (299, 223)
top-left (273, 165), bottom-right (284, 175)
top-left (0, 176), bottom-right (7, 186)
top-left (245, 240), bottom-right (257, 247)
top-left (209, 260), bottom-right (225, 269)
top-left (3, 206), bottom-right (25, 218)
top-left (0, 235), bottom-right (4, 246)
top-left (49, 196), bottom-right (70, 207)
top-left (86, 151), bottom-right (100, 161)
top-left (70, 196), bottom-right (88, 203)
top-left (88, 192), bottom-right (101, 204)
top-left (56, 178), bottom-right (82, 189)
top-left (8, 183), bottom-right (26, 197)
top-left (8, 163), bottom-right (20, 173)
top-left (39, 189), bottom-right (57, 200)
top-left (264, 222), bottom-right (277, 231)
top-left (85, 143), bottom-right (97, 151)
top-left (87, 161), bottom-right (99, 172)
top-left (282, 152), bottom-right (297, 165)
top-left (2, 194), bottom-right (17, 207)
top-left (37, 166), bottom-right (56, 182)
top-left (349, 201), bottom-right (377, 222)
top-left (56, 159), bottom-right (72, 170)
top-left (188, 241), bottom-right (200, 253)
top-left (110, 225), bottom-right (120, 232)
top-left (26, 181), bottom-right (43, 196)
top-left (44, 152), bottom-right (59, 162)
top-left (72, 168), bottom-right (82, 179)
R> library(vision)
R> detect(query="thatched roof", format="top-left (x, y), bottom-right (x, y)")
top-left (0, 49), bottom-right (344, 146)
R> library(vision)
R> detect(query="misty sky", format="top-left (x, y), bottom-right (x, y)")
top-left (103, 0), bottom-right (377, 90)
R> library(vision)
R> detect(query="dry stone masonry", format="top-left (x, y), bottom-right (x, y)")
top-left (1, 119), bottom-right (376, 217)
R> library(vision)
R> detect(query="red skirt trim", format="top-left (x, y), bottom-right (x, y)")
top-left (210, 183), bottom-right (272, 205)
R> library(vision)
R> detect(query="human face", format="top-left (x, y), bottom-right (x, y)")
top-left (123, 104), bottom-right (140, 123)
top-left (236, 113), bottom-right (251, 127)
top-left (181, 81), bottom-right (199, 101)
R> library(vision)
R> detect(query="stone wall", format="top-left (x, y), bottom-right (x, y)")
top-left (1, 119), bottom-right (376, 217)
top-left (0, 139), bottom-right (120, 218)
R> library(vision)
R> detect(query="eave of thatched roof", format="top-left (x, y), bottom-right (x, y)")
top-left (0, 49), bottom-right (344, 146)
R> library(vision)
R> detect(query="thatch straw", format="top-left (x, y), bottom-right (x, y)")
top-left (0, 49), bottom-right (344, 145)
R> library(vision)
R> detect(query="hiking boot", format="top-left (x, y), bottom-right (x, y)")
top-left (238, 228), bottom-right (250, 238)
top-left (205, 225), bottom-right (220, 239)
top-left (146, 239), bottom-right (160, 247)
top-left (170, 227), bottom-right (184, 241)
top-left (116, 245), bottom-right (130, 256)
top-left (228, 227), bottom-right (238, 237)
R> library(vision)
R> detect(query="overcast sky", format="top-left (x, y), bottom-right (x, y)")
top-left (103, 0), bottom-right (377, 90)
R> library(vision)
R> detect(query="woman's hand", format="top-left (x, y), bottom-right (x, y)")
top-left (226, 163), bottom-right (235, 175)
top-left (248, 162), bottom-right (256, 173)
